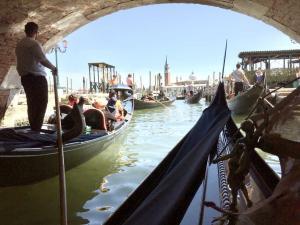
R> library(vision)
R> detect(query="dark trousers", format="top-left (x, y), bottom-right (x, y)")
top-left (234, 82), bottom-right (244, 96)
top-left (21, 75), bottom-right (48, 131)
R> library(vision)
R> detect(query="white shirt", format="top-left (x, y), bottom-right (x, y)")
top-left (15, 37), bottom-right (48, 76)
top-left (231, 68), bottom-right (245, 82)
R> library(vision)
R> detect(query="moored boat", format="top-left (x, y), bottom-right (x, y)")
top-left (0, 85), bottom-right (134, 187)
top-left (227, 84), bottom-right (264, 115)
top-left (134, 97), bottom-right (175, 110)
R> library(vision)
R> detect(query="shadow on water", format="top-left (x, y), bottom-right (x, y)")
top-left (0, 142), bottom-right (128, 225)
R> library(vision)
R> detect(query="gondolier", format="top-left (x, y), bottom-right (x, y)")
top-left (15, 22), bottom-right (57, 131)
top-left (230, 63), bottom-right (250, 96)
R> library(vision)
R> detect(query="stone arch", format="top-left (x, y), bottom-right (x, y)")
top-left (0, 0), bottom-right (300, 118)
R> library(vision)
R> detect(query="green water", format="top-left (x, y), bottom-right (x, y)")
top-left (0, 100), bottom-right (279, 225)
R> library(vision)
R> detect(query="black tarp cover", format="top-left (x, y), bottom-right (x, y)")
top-left (0, 129), bottom-right (105, 153)
top-left (104, 83), bottom-right (231, 225)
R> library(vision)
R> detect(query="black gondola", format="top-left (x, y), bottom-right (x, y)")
top-left (227, 84), bottom-right (264, 115)
top-left (185, 91), bottom-right (202, 104)
top-left (0, 85), bottom-right (134, 187)
top-left (103, 83), bottom-right (300, 225)
top-left (134, 97), bottom-right (175, 110)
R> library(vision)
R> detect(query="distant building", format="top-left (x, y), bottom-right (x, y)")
top-left (164, 56), bottom-right (171, 86)
top-left (174, 79), bottom-right (208, 86)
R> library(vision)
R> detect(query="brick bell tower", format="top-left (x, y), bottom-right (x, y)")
top-left (164, 56), bottom-right (170, 86)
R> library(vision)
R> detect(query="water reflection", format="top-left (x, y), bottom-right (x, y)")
top-left (78, 100), bottom-right (206, 224)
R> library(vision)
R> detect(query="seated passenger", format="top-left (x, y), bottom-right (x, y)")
top-left (92, 98), bottom-right (106, 110)
top-left (115, 99), bottom-right (124, 121)
top-left (106, 91), bottom-right (124, 121)
top-left (107, 91), bottom-right (117, 113)
top-left (68, 94), bottom-right (78, 106)
top-left (158, 90), bottom-right (166, 100)
top-left (141, 93), bottom-right (155, 101)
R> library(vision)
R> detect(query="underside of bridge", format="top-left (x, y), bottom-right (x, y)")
top-left (0, 0), bottom-right (300, 119)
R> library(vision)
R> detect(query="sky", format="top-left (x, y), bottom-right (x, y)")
top-left (46, 3), bottom-right (300, 89)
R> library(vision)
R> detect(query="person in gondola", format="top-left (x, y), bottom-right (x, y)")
top-left (255, 67), bottom-right (265, 85)
top-left (92, 98), bottom-right (106, 110)
top-left (68, 94), bottom-right (78, 106)
top-left (105, 91), bottom-right (124, 121)
top-left (115, 98), bottom-right (124, 121)
top-left (15, 22), bottom-right (57, 131)
top-left (230, 63), bottom-right (250, 96)
top-left (106, 91), bottom-right (117, 112)
top-left (188, 90), bottom-right (194, 97)
top-left (61, 96), bottom-right (86, 130)
top-left (141, 92), bottom-right (155, 101)
top-left (159, 90), bottom-right (165, 99)
top-left (158, 88), bottom-right (166, 100)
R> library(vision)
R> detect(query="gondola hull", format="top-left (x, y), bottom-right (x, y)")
top-left (185, 92), bottom-right (202, 104)
top-left (0, 117), bottom-right (131, 187)
top-left (0, 133), bottom-right (112, 186)
top-left (134, 98), bottom-right (175, 110)
top-left (227, 85), bottom-right (264, 115)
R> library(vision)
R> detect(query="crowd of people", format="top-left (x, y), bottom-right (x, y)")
top-left (62, 73), bottom-right (133, 131)
top-left (64, 90), bottom-right (125, 132)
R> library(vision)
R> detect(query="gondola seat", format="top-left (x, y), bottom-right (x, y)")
top-left (60, 104), bottom-right (73, 115)
top-left (47, 104), bottom-right (72, 124)
top-left (84, 109), bottom-right (107, 130)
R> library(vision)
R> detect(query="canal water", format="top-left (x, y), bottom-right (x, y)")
top-left (0, 99), bottom-right (279, 225)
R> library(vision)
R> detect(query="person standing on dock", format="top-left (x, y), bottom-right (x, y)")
top-left (126, 74), bottom-right (133, 89)
top-left (255, 67), bottom-right (265, 85)
top-left (230, 63), bottom-right (250, 96)
top-left (110, 74), bottom-right (118, 86)
top-left (15, 22), bottom-right (57, 131)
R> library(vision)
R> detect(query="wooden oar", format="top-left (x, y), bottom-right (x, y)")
top-left (53, 72), bottom-right (68, 225)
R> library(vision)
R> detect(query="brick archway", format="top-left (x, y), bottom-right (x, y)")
top-left (0, 0), bottom-right (300, 118)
